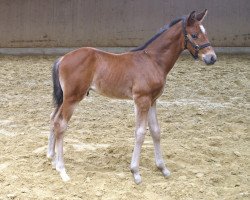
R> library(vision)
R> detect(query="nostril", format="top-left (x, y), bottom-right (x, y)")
top-left (211, 56), bottom-right (216, 64)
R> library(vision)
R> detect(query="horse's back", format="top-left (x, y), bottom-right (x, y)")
top-left (60, 47), bottom-right (134, 69)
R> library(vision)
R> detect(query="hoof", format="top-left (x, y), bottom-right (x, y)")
top-left (47, 153), bottom-right (54, 160)
top-left (60, 172), bottom-right (70, 182)
top-left (58, 169), bottom-right (70, 182)
top-left (162, 168), bottom-right (171, 178)
top-left (133, 173), bottom-right (142, 184)
top-left (47, 153), bottom-right (56, 169)
top-left (51, 159), bottom-right (56, 169)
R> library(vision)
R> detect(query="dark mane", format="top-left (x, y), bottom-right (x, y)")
top-left (130, 17), bottom-right (184, 52)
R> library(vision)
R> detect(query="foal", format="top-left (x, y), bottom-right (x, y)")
top-left (47, 10), bottom-right (216, 184)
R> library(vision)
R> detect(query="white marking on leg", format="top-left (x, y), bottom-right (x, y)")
top-left (131, 102), bottom-right (149, 184)
top-left (47, 129), bottom-right (56, 159)
top-left (47, 110), bottom-right (58, 160)
top-left (200, 25), bottom-right (206, 34)
top-left (51, 155), bottom-right (56, 169)
top-left (148, 103), bottom-right (170, 177)
top-left (55, 144), bottom-right (70, 182)
top-left (131, 126), bottom-right (145, 184)
top-left (55, 119), bottom-right (70, 181)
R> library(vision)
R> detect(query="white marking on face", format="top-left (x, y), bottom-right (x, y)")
top-left (200, 25), bottom-right (206, 34)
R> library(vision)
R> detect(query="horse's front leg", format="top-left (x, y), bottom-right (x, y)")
top-left (148, 102), bottom-right (170, 178)
top-left (130, 97), bottom-right (151, 184)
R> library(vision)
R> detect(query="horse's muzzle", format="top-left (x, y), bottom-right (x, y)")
top-left (203, 54), bottom-right (217, 65)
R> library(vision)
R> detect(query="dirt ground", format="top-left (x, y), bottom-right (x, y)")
top-left (0, 54), bottom-right (249, 200)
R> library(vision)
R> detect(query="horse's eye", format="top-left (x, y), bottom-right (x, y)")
top-left (191, 34), bottom-right (198, 39)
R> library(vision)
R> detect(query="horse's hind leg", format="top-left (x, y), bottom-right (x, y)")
top-left (47, 109), bottom-right (58, 158)
top-left (47, 108), bottom-right (59, 168)
top-left (148, 102), bottom-right (170, 177)
top-left (53, 99), bottom-right (78, 181)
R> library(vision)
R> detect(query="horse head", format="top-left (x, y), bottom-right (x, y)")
top-left (184, 9), bottom-right (217, 65)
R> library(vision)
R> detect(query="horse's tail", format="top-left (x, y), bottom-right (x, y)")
top-left (52, 58), bottom-right (63, 108)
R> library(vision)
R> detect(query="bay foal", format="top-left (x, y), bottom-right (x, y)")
top-left (47, 10), bottom-right (216, 184)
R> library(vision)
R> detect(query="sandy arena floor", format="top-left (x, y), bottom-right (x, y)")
top-left (0, 54), bottom-right (249, 200)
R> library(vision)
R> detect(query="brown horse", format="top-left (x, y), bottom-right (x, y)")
top-left (47, 10), bottom-right (216, 184)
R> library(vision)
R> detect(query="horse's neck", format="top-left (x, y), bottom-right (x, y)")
top-left (146, 24), bottom-right (184, 75)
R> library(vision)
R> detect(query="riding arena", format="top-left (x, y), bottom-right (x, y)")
top-left (0, 1), bottom-right (249, 199)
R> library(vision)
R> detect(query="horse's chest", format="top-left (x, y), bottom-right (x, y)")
top-left (150, 80), bottom-right (165, 98)
top-left (134, 75), bottom-right (166, 99)
top-left (151, 78), bottom-right (165, 90)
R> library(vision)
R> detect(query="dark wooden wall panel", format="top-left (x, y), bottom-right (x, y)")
top-left (0, 0), bottom-right (249, 47)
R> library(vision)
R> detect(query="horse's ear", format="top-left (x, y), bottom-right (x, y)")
top-left (196, 9), bottom-right (208, 22)
top-left (187, 11), bottom-right (196, 26)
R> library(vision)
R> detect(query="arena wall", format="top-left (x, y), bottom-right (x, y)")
top-left (0, 0), bottom-right (249, 48)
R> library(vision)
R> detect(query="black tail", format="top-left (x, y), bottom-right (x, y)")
top-left (52, 58), bottom-right (63, 108)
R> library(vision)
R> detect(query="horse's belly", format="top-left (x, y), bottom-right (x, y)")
top-left (90, 82), bottom-right (133, 100)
